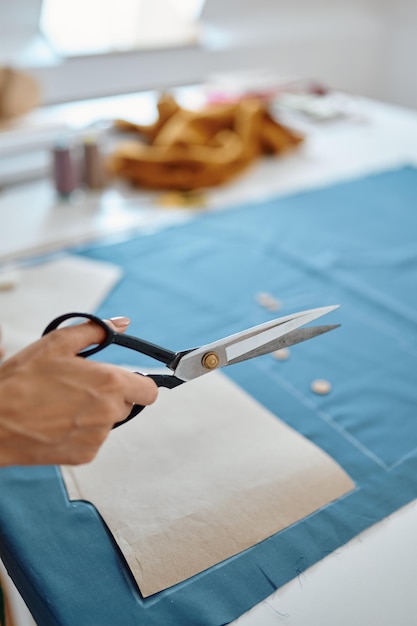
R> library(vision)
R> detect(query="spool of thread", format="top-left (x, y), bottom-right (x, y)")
top-left (52, 142), bottom-right (78, 198)
top-left (83, 136), bottom-right (105, 190)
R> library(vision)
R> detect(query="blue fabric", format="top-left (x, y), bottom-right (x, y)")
top-left (1, 165), bottom-right (417, 625)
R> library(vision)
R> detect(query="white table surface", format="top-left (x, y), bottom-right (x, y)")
top-left (1, 90), bottom-right (417, 626)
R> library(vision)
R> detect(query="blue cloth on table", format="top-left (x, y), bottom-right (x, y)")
top-left (1, 165), bottom-right (417, 625)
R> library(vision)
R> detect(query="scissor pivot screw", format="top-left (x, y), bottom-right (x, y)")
top-left (202, 352), bottom-right (219, 370)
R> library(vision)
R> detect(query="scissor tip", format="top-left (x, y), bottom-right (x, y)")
top-left (319, 304), bottom-right (340, 315)
top-left (307, 304), bottom-right (340, 319)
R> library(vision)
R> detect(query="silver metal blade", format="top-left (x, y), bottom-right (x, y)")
top-left (174, 305), bottom-right (339, 381)
top-left (226, 324), bottom-right (340, 365)
top-left (224, 305), bottom-right (339, 363)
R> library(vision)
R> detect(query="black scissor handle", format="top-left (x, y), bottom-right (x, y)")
top-left (42, 312), bottom-right (114, 357)
top-left (113, 373), bottom-right (184, 428)
top-left (42, 312), bottom-right (185, 428)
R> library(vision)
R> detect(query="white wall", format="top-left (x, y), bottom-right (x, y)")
top-left (199, 0), bottom-right (417, 109)
top-left (378, 0), bottom-right (417, 109)
top-left (4, 0), bottom-right (417, 110)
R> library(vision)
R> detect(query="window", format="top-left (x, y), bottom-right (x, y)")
top-left (40, 0), bottom-right (206, 57)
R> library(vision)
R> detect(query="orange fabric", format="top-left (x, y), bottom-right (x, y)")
top-left (108, 94), bottom-right (303, 190)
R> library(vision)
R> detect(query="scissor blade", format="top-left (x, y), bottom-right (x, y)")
top-left (224, 305), bottom-right (339, 363)
top-left (226, 324), bottom-right (340, 365)
top-left (174, 305), bottom-right (339, 381)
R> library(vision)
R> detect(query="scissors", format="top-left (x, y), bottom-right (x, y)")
top-left (43, 305), bottom-right (340, 427)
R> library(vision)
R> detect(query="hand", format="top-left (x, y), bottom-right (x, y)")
top-left (0, 317), bottom-right (158, 466)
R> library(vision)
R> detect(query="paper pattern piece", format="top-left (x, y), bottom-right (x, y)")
top-left (62, 372), bottom-right (354, 597)
top-left (0, 255), bottom-right (122, 356)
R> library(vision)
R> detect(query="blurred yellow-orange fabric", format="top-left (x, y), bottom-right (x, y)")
top-left (108, 93), bottom-right (303, 190)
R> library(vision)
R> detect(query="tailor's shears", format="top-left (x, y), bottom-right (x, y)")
top-left (43, 305), bottom-right (340, 428)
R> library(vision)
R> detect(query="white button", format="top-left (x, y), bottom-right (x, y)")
top-left (272, 348), bottom-right (290, 360)
top-left (256, 292), bottom-right (282, 311)
top-left (265, 299), bottom-right (282, 312)
top-left (311, 379), bottom-right (332, 395)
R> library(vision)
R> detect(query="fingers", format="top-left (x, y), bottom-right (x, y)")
top-left (41, 315), bottom-right (158, 409)
top-left (90, 362), bottom-right (158, 409)
top-left (44, 315), bottom-right (158, 405)
top-left (49, 316), bottom-right (159, 404)
top-left (44, 315), bottom-right (131, 356)
top-left (118, 370), bottom-right (158, 407)
top-left (107, 316), bottom-right (130, 331)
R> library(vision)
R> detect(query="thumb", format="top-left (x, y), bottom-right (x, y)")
top-left (47, 316), bottom-right (130, 356)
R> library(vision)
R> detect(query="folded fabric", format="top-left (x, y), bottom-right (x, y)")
top-left (108, 93), bottom-right (303, 190)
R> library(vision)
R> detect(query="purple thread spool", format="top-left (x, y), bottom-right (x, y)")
top-left (52, 142), bottom-right (78, 198)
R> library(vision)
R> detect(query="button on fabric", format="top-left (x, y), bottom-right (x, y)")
top-left (273, 348), bottom-right (290, 360)
top-left (311, 379), bottom-right (332, 395)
